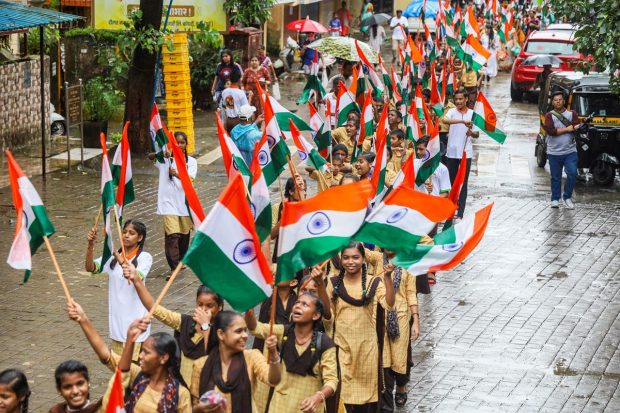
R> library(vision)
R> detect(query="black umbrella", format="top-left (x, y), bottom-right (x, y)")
top-left (522, 54), bottom-right (563, 67)
top-left (360, 13), bottom-right (391, 27)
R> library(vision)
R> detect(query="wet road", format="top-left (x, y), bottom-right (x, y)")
top-left (0, 73), bottom-right (619, 412)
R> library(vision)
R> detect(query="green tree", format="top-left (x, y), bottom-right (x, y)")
top-left (549, 0), bottom-right (620, 93)
top-left (223, 0), bottom-right (276, 27)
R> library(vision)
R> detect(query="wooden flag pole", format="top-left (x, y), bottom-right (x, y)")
top-left (286, 155), bottom-right (304, 200)
top-left (299, 258), bottom-right (331, 292)
top-left (277, 176), bottom-right (285, 202)
top-left (267, 281), bottom-right (278, 362)
top-left (93, 204), bottom-right (103, 229)
top-left (112, 206), bottom-right (127, 260)
top-left (43, 236), bottom-right (72, 303)
top-left (148, 261), bottom-right (184, 318)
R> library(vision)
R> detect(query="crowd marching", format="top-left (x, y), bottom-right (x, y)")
top-left (2, 1), bottom-right (558, 412)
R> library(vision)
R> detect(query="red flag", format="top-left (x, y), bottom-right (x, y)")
top-left (449, 151), bottom-right (468, 205)
top-left (105, 369), bottom-right (126, 413)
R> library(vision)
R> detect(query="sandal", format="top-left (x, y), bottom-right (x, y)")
top-left (395, 392), bottom-right (407, 408)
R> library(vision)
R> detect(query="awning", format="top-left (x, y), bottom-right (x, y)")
top-left (0, 0), bottom-right (83, 34)
top-left (274, 0), bottom-right (323, 5)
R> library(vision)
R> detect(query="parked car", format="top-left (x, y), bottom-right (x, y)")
top-left (545, 23), bottom-right (578, 32)
top-left (510, 30), bottom-right (581, 101)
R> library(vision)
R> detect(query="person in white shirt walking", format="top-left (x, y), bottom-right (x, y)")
top-left (390, 10), bottom-right (409, 65)
top-left (151, 132), bottom-right (198, 276)
top-left (443, 89), bottom-right (479, 219)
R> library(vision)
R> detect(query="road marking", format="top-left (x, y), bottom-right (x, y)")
top-left (196, 147), bottom-right (222, 165)
top-left (477, 152), bottom-right (497, 176)
top-left (511, 155), bottom-right (531, 178)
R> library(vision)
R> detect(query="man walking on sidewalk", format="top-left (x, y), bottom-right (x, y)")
top-left (543, 91), bottom-right (579, 209)
top-left (443, 89), bottom-right (479, 220)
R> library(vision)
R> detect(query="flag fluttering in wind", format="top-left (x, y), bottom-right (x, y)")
top-left (269, 95), bottom-right (313, 140)
top-left (406, 96), bottom-right (423, 143)
top-left (355, 185), bottom-right (457, 254)
top-left (6, 150), bottom-right (56, 282)
top-left (336, 81), bottom-right (359, 127)
top-left (415, 112), bottom-right (442, 187)
top-left (297, 52), bottom-right (326, 105)
top-left (276, 180), bottom-right (374, 283)
top-left (290, 120), bottom-right (328, 173)
top-left (262, 89), bottom-right (292, 185)
top-left (309, 102), bottom-right (331, 158)
top-left (370, 106), bottom-right (389, 196)
top-left (183, 174), bottom-right (273, 312)
top-left (99, 133), bottom-right (116, 268)
top-left (429, 63), bottom-right (445, 117)
top-left (462, 35), bottom-right (491, 71)
top-left (249, 131), bottom-right (273, 242)
top-left (460, 6), bottom-right (481, 38)
top-left (394, 203), bottom-right (493, 274)
top-left (167, 130), bottom-right (205, 226)
top-left (111, 122), bottom-right (135, 218)
top-left (355, 91), bottom-right (374, 161)
top-left (378, 55), bottom-right (392, 99)
top-left (472, 91), bottom-right (507, 144)
top-left (216, 113), bottom-right (252, 183)
top-left (105, 369), bottom-right (126, 413)
top-left (355, 40), bottom-right (384, 97)
top-left (149, 104), bottom-right (169, 163)
top-left (449, 151), bottom-right (468, 206)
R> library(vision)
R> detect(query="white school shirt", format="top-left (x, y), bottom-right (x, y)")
top-left (390, 16), bottom-right (409, 40)
top-left (414, 163), bottom-right (452, 196)
top-left (445, 107), bottom-right (475, 159)
top-left (95, 253), bottom-right (152, 342)
top-left (156, 156), bottom-right (197, 216)
top-left (221, 87), bottom-right (248, 117)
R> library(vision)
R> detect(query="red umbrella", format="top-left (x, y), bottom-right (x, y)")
top-left (286, 16), bottom-right (328, 33)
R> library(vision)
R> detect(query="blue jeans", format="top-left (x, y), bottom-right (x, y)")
top-left (548, 152), bottom-right (578, 201)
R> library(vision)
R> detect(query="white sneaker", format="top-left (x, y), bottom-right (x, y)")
top-left (563, 198), bottom-right (574, 209)
top-left (550, 200), bottom-right (559, 208)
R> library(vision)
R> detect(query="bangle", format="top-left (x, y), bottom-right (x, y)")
top-left (316, 391), bottom-right (326, 402)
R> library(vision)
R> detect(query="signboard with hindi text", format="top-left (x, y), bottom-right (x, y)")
top-left (94, 0), bottom-right (226, 31)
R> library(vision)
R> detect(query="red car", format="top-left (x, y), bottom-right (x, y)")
top-left (510, 30), bottom-right (581, 101)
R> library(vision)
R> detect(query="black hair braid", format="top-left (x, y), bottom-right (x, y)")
top-left (331, 268), bottom-right (345, 302)
top-left (361, 263), bottom-right (368, 305)
top-left (325, 261), bottom-right (331, 276)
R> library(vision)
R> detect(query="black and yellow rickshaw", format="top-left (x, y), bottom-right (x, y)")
top-left (536, 72), bottom-right (620, 185)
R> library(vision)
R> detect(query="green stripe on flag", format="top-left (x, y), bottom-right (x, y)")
top-left (183, 232), bottom-right (269, 312)
top-left (354, 222), bottom-right (421, 254)
top-left (254, 205), bottom-right (272, 244)
top-left (472, 113), bottom-right (507, 144)
top-left (276, 236), bottom-right (352, 284)
top-left (415, 152), bottom-right (441, 186)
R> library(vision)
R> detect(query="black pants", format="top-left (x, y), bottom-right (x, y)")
top-left (164, 232), bottom-right (190, 271)
top-left (439, 132), bottom-right (449, 165)
top-left (446, 157), bottom-right (472, 218)
top-left (345, 403), bottom-right (378, 413)
top-left (382, 367), bottom-right (410, 412)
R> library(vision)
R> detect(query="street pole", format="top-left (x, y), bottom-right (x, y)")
top-left (40, 25), bottom-right (46, 178)
top-left (150, 0), bottom-right (174, 108)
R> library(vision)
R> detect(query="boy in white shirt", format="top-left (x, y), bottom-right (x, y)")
top-left (390, 10), bottom-right (409, 64)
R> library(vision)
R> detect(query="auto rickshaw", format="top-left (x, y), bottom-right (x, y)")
top-left (536, 72), bottom-right (620, 185)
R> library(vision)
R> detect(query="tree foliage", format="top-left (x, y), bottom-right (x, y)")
top-left (223, 0), bottom-right (276, 27)
top-left (549, 0), bottom-right (620, 93)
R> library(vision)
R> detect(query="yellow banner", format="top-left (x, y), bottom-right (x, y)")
top-left (94, 0), bottom-right (226, 31)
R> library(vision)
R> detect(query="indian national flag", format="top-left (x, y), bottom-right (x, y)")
top-left (462, 35), bottom-right (491, 71)
top-left (355, 40), bottom-right (384, 97)
top-left (406, 98), bottom-right (423, 142)
top-left (263, 90), bottom-right (291, 185)
top-left (297, 52), bottom-right (326, 105)
top-left (460, 7), bottom-right (480, 38)
top-left (394, 203), bottom-right (493, 274)
top-left (498, 20), bottom-right (510, 44)
top-left (290, 120), bottom-right (327, 173)
top-left (390, 65), bottom-right (402, 103)
top-left (275, 180), bottom-right (374, 283)
top-left (106, 369), bottom-right (126, 413)
top-left (216, 114), bottom-right (252, 184)
top-left (309, 102), bottom-right (331, 158)
top-left (269, 95), bottom-right (313, 140)
top-left (444, 23), bottom-right (460, 49)
top-left (149, 104), bottom-right (168, 163)
top-left (354, 91), bottom-right (374, 162)
top-left (6, 150), bottom-right (56, 282)
top-left (336, 81), bottom-right (359, 127)
top-left (356, 185), bottom-right (457, 254)
top-left (183, 174), bottom-right (273, 312)
top-left (351, 64), bottom-right (367, 109)
top-left (249, 131), bottom-right (272, 242)
top-left (373, 153), bottom-right (418, 204)
top-left (168, 130), bottom-right (205, 226)
top-left (111, 122), bottom-right (134, 218)
top-left (472, 92), bottom-right (507, 144)
top-left (429, 63), bottom-right (444, 117)
top-left (99, 133), bottom-right (115, 268)
top-left (370, 106), bottom-right (389, 196)
top-left (414, 84), bottom-right (425, 121)
top-left (378, 55), bottom-right (392, 99)
top-left (415, 114), bottom-right (442, 186)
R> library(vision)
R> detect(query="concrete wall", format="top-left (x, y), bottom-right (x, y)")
top-left (0, 56), bottom-right (50, 151)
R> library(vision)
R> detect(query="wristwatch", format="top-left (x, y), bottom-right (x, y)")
top-left (200, 322), bottom-right (211, 331)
